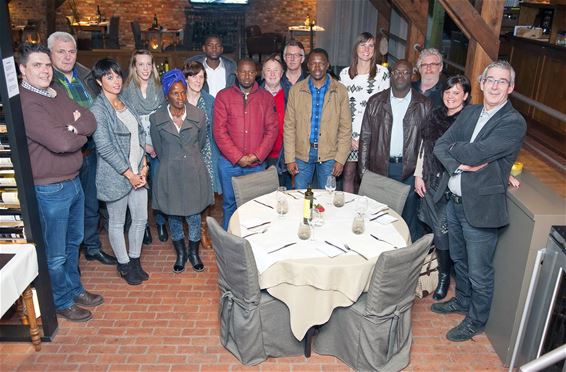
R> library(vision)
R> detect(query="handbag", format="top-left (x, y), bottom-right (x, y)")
top-left (415, 247), bottom-right (439, 298)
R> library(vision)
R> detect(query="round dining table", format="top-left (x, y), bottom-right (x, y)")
top-left (228, 190), bottom-right (410, 340)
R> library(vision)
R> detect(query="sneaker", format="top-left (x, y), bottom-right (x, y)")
top-left (431, 297), bottom-right (467, 315)
top-left (446, 318), bottom-right (484, 342)
top-left (56, 304), bottom-right (92, 322)
top-left (74, 291), bottom-right (104, 307)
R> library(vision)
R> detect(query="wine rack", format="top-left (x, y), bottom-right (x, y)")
top-left (0, 0), bottom-right (58, 341)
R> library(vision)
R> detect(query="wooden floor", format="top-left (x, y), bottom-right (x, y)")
top-left (1, 145), bottom-right (563, 371)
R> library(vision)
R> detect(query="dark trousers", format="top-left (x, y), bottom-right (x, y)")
top-left (447, 200), bottom-right (499, 328)
top-left (79, 151), bottom-right (102, 255)
top-left (388, 162), bottom-right (422, 242)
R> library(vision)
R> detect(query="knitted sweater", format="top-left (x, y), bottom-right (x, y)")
top-left (20, 85), bottom-right (96, 185)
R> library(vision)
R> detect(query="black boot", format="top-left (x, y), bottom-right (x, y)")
top-left (130, 257), bottom-right (149, 281)
top-left (143, 225), bottom-right (152, 245)
top-left (188, 240), bottom-right (204, 272)
top-left (172, 239), bottom-right (187, 273)
top-left (433, 249), bottom-right (452, 300)
top-left (117, 262), bottom-right (142, 285)
top-left (157, 224), bottom-right (169, 242)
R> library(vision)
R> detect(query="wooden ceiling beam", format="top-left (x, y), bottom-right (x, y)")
top-left (438, 0), bottom-right (502, 60)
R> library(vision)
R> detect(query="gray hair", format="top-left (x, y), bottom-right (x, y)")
top-left (478, 60), bottom-right (516, 85)
top-left (283, 40), bottom-right (305, 58)
top-left (47, 31), bottom-right (76, 50)
top-left (416, 48), bottom-right (443, 69)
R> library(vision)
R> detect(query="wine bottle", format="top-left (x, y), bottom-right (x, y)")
top-left (303, 185), bottom-right (314, 224)
top-left (96, 5), bottom-right (102, 23)
top-left (164, 58), bottom-right (170, 72)
top-left (152, 14), bottom-right (159, 29)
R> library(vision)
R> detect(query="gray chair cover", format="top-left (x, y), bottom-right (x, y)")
top-left (206, 217), bottom-right (303, 365)
top-left (231, 165), bottom-right (279, 208)
top-left (359, 170), bottom-right (411, 215)
top-left (313, 234), bottom-right (434, 371)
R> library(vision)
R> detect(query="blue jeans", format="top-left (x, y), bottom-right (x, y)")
top-left (447, 200), bottom-right (499, 328)
top-left (218, 155), bottom-right (266, 229)
top-left (79, 151), bottom-right (102, 255)
top-left (388, 162), bottom-right (422, 242)
top-left (35, 177), bottom-right (85, 310)
top-left (148, 156), bottom-right (166, 226)
top-left (168, 214), bottom-right (201, 242)
top-left (294, 147), bottom-right (335, 189)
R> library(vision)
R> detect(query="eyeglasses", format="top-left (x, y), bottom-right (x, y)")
top-left (391, 70), bottom-right (412, 77)
top-left (420, 62), bottom-right (441, 69)
top-left (482, 77), bottom-right (510, 87)
top-left (284, 53), bottom-right (304, 60)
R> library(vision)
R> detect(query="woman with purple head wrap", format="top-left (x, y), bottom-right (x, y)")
top-left (149, 69), bottom-right (212, 273)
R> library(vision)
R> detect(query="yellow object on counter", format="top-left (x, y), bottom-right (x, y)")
top-left (511, 162), bottom-right (524, 176)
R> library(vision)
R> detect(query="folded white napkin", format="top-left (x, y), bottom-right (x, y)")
top-left (316, 241), bottom-right (344, 258)
top-left (374, 214), bottom-right (398, 225)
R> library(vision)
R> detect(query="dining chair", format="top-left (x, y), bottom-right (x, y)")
top-left (103, 16), bottom-right (120, 49)
top-left (131, 21), bottom-right (144, 49)
top-left (206, 217), bottom-right (303, 365)
top-left (359, 170), bottom-right (410, 215)
top-left (231, 165), bottom-right (279, 208)
top-left (313, 233), bottom-right (434, 371)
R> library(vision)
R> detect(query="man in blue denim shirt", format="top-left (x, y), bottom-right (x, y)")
top-left (48, 32), bottom-right (116, 266)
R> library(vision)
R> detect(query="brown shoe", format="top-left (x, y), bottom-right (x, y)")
top-left (74, 291), bottom-right (104, 307)
top-left (56, 305), bottom-right (92, 322)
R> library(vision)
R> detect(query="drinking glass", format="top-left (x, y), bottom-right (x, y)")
top-left (297, 220), bottom-right (311, 240)
top-left (312, 208), bottom-right (324, 227)
top-left (276, 188), bottom-right (288, 217)
top-left (352, 213), bottom-right (365, 235)
top-left (355, 196), bottom-right (368, 216)
top-left (325, 175), bottom-right (336, 205)
top-left (333, 191), bottom-right (345, 207)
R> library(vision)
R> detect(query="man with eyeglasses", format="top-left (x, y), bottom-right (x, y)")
top-left (47, 31), bottom-right (117, 266)
top-left (281, 40), bottom-right (307, 99)
top-left (432, 61), bottom-right (526, 342)
top-left (413, 48), bottom-right (445, 107)
top-left (359, 59), bottom-right (432, 241)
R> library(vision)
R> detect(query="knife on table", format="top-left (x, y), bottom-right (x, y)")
top-left (267, 242), bottom-right (297, 254)
top-left (254, 200), bottom-right (273, 209)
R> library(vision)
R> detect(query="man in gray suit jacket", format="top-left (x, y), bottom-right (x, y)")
top-left (431, 61), bottom-right (526, 342)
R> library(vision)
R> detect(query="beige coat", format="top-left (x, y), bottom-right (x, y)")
top-left (283, 77), bottom-right (352, 165)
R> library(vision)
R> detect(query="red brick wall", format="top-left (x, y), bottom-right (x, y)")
top-left (9, 0), bottom-right (317, 51)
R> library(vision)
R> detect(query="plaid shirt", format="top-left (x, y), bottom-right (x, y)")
top-left (53, 68), bottom-right (93, 108)
top-left (308, 75), bottom-right (330, 145)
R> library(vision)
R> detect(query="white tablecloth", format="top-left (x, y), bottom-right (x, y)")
top-left (0, 244), bottom-right (38, 317)
top-left (229, 191), bottom-right (410, 339)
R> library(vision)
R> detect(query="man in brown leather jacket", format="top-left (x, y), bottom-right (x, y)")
top-left (358, 60), bottom-right (432, 240)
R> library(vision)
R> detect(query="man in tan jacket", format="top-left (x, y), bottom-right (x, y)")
top-left (284, 48), bottom-right (352, 189)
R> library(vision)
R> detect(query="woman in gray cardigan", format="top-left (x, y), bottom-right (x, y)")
top-left (150, 69), bottom-right (212, 273)
top-left (90, 58), bottom-right (148, 285)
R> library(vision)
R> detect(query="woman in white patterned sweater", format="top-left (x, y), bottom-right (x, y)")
top-left (339, 32), bottom-right (390, 193)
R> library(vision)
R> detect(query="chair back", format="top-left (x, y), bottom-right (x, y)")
top-left (359, 170), bottom-right (410, 214)
top-left (206, 217), bottom-right (261, 301)
top-left (232, 166), bottom-right (279, 208)
top-left (246, 25), bottom-right (261, 37)
top-left (365, 234), bottom-right (433, 314)
top-left (131, 21), bottom-right (143, 49)
top-left (107, 16), bottom-right (120, 48)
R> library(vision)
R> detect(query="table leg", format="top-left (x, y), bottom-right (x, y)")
top-left (304, 326), bottom-right (316, 357)
top-left (22, 286), bottom-right (41, 351)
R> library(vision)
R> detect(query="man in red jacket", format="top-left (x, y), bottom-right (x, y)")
top-left (213, 58), bottom-right (278, 229)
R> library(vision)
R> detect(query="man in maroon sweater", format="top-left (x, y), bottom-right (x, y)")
top-left (18, 43), bottom-right (103, 322)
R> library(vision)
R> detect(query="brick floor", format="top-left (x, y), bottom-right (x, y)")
top-left (0, 201), bottom-right (506, 371)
